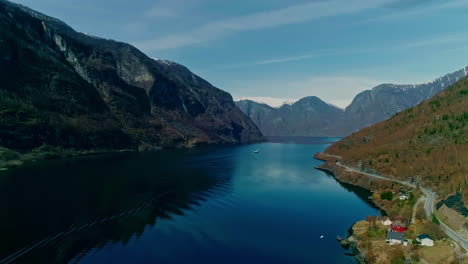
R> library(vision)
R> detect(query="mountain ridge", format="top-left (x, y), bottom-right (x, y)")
top-left (236, 96), bottom-right (345, 137)
top-left (0, 0), bottom-right (263, 151)
top-left (237, 66), bottom-right (468, 137)
top-left (344, 66), bottom-right (468, 132)
top-left (323, 74), bottom-right (468, 202)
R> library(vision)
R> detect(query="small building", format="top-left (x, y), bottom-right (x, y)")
top-left (381, 216), bottom-right (392, 226)
top-left (416, 234), bottom-right (434, 246)
top-left (391, 224), bottom-right (406, 233)
top-left (386, 231), bottom-right (404, 245)
top-left (399, 194), bottom-right (409, 200)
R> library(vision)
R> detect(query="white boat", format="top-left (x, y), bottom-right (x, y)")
top-left (253, 149), bottom-right (260, 154)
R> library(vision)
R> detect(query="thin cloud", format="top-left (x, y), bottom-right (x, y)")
top-left (143, 0), bottom-right (201, 19)
top-left (403, 32), bottom-right (468, 49)
top-left (254, 48), bottom-right (375, 66)
top-left (133, 0), bottom-right (397, 52)
top-left (256, 54), bottom-right (322, 65)
top-left (361, 0), bottom-right (468, 24)
top-left (145, 6), bottom-right (178, 19)
top-left (220, 31), bottom-right (468, 68)
top-left (121, 0), bottom-right (203, 34)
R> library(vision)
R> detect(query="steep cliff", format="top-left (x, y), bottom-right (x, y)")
top-left (0, 0), bottom-right (263, 150)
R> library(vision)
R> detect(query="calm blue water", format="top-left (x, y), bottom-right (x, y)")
top-left (0, 138), bottom-right (377, 264)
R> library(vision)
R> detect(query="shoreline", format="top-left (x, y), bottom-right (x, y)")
top-left (314, 152), bottom-right (467, 263)
top-left (314, 154), bottom-right (406, 264)
top-left (0, 146), bottom-right (139, 170)
top-left (0, 140), bottom-right (267, 170)
top-left (313, 154), bottom-right (378, 264)
top-left (316, 167), bottom-right (385, 214)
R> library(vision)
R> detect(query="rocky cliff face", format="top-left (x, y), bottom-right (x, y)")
top-left (237, 67), bottom-right (468, 137)
top-left (236, 96), bottom-right (345, 136)
top-left (0, 0), bottom-right (263, 150)
top-left (235, 100), bottom-right (276, 131)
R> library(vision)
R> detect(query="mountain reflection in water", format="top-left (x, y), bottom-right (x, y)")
top-left (0, 150), bottom-right (231, 264)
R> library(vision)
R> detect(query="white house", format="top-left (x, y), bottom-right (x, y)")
top-left (416, 234), bottom-right (434, 246)
top-left (381, 216), bottom-right (392, 226)
top-left (386, 231), bottom-right (404, 245)
top-left (399, 194), bottom-right (409, 200)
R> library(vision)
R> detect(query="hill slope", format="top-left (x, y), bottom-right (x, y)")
top-left (0, 0), bottom-right (263, 150)
top-left (344, 67), bottom-right (468, 133)
top-left (324, 76), bottom-right (468, 200)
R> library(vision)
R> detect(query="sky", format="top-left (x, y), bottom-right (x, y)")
top-left (10, 0), bottom-right (468, 108)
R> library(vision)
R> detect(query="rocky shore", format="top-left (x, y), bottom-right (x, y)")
top-left (339, 223), bottom-right (367, 264)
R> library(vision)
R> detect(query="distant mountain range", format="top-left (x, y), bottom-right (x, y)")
top-left (236, 67), bottom-right (468, 137)
top-left (0, 0), bottom-right (263, 150)
top-left (236, 96), bottom-right (344, 136)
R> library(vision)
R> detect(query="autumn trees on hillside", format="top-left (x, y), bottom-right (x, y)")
top-left (326, 77), bottom-right (468, 202)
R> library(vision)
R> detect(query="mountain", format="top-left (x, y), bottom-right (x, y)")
top-left (236, 96), bottom-right (344, 136)
top-left (235, 100), bottom-right (276, 131)
top-left (0, 0), bottom-right (263, 151)
top-left (237, 67), bottom-right (468, 137)
top-left (324, 75), bottom-right (468, 199)
top-left (344, 67), bottom-right (468, 133)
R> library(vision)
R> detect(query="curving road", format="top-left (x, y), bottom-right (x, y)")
top-left (319, 153), bottom-right (468, 253)
top-left (420, 187), bottom-right (468, 253)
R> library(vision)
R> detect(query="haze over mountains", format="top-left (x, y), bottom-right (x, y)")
top-left (237, 67), bottom-right (468, 137)
top-left (236, 97), bottom-right (344, 137)
top-left (0, 0), bottom-right (263, 150)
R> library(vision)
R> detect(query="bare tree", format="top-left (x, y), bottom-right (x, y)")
top-left (366, 215), bottom-right (377, 231)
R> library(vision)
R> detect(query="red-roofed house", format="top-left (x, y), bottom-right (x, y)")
top-left (391, 224), bottom-right (406, 233)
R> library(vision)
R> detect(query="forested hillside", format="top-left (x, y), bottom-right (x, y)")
top-left (325, 76), bottom-right (468, 203)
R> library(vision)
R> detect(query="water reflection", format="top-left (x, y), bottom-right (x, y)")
top-left (0, 150), bottom-right (231, 264)
top-left (318, 168), bottom-right (383, 214)
top-left (0, 140), bottom-right (378, 264)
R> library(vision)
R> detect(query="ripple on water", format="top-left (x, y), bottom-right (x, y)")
top-left (0, 140), bottom-right (377, 264)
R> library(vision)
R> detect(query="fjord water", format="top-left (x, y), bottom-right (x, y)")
top-left (0, 138), bottom-right (377, 264)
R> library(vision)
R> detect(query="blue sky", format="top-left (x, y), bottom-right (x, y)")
top-left (11, 0), bottom-right (468, 108)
